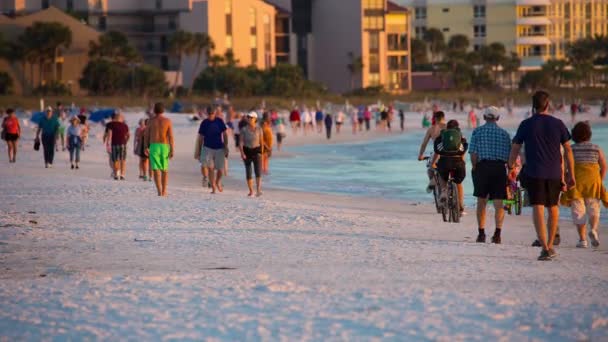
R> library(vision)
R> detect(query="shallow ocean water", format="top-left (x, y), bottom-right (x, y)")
top-left (268, 123), bottom-right (608, 221)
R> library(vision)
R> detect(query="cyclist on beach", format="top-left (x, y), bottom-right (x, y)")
top-left (431, 119), bottom-right (468, 213)
top-left (418, 111), bottom-right (447, 192)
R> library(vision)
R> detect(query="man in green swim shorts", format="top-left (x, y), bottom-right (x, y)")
top-left (144, 103), bottom-right (174, 196)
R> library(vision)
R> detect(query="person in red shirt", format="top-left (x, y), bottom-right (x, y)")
top-left (2, 108), bottom-right (21, 163)
top-left (289, 107), bottom-right (300, 135)
top-left (103, 112), bottom-right (130, 180)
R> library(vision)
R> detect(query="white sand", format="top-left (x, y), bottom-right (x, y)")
top-left (0, 109), bottom-right (607, 340)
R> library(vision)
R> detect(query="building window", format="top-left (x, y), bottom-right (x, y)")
top-left (363, 0), bottom-right (384, 10)
top-left (98, 16), bottom-right (107, 30)
top-left (250, 8), bottom-right (257, 27)
top-left (156, 0), bottom-right (162, 10)
top-left (67, 0), bottom-right (74, 11)
top-left (415, 7), bottom-right (427, 19)
top-left (169, 16), bottom-right (177, 30)
top-left (369, 32), bottom-right (379, 51)
top-left (42, 0), bottom-right (49, 9)
top-left (415, 26), bottom-right (426, 39)
top-left (474, 44), bottom-right (481, 51)
top-left (369, 73), bottom-right (380, 86)
top-left (225, 0), bottom-right (232, 14)
top-left (474, 25), bottom-right (486, 37)
top-left (364, 16), bottom-right (384, 31)
top-left (251, 48), bottom-right (258, 65)
top-left (474, 5), bottom-right (486, 18)
top-left (226, 36), bottom-right (233, 49)
top-left (264, 14), bottom-right (271, 68)
top-left (442, 28), bottom-right (449, 33)
top-left (442, 8), bottom-right (449, 13)
top-left (369, 53), bottom-right (380, 73)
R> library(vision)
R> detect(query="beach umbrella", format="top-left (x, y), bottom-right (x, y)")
top-left (89, 109), bottom-right (115, 123)
top-left (30, 111), bottom-right (45, 124)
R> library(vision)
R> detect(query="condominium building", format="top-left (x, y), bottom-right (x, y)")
top-left (2, 0), bottom-right (194, 72)
top-left (292, 0), bottom-right (412, 94)
top-left (0, 7), bottom-right (100, 95)
top-left (399, 0), bottom-right (608, 67)
top-left (180, 0), bottom-right (278, 87)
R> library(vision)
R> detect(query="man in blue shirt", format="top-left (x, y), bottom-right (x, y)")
top-left (195, 105), bottom-right (229, 194)
top-left (509, 90), bottom-right (575, 261)
top-left (469, 106), bottom-right (512, 244)
top-left (35, 107), bottom-right (60, 168)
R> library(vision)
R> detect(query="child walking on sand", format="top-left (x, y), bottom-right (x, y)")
top-left (560, 121), bottom-right (607, 248)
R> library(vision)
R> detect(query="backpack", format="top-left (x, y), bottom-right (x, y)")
top-left (441, 128), bottom-right (462, 152)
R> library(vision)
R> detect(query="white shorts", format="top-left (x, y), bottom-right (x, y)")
top-left (570, 198), bottom-right (601, 225)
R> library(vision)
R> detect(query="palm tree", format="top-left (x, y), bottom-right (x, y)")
top-left (187, 32), bottom-right (214, 96)
top-left (46, 22), bottom-right (72, 82)
top-left (566, 40), bottom-right (595, 88)
top-left (410, 38), bottom-right (428, 69)
top-left (479, 42), bottom-right (506, 83)
top-left (447, 34), bottom-right (469, 53)
top-left (541, 59), bottom-right (567, 87)
top-left (346, 51), bottom-right (364, 90)
top-left (502, 52), bottom-right (521, 90)
top-left (89, 31), bottom-right (140, 65)
top-left (423, 28), bottom-right (445, 67)
top-left (169, 30), bottom-right (194, 93)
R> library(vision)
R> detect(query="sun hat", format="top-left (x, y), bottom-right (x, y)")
top-left (247, 111), bottom-right (258, 119)
top-left (484, 106), bottom-right (500, 120)
top-left (46, 106), bottom-right (53, 112)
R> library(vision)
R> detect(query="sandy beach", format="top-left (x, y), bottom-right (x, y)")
top-left (1, 108), bottom-right (607, 340)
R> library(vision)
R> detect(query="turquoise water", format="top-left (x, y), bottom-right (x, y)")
top-left (268, 124), bottom-right (608, 218)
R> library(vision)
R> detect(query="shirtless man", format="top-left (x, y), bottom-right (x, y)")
top-left (144, 103), bottom-right (174, 197)
top-left (417, 111), bottom-right (447, 192)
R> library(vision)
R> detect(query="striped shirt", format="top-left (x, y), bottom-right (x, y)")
top-left (572, 142), bottom-right (600, 164)
top-left (468, 122), bottom-right (511, 162)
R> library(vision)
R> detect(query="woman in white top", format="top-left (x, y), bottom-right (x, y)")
top-left (240, 112), bottom-right (265, 197)
top-left (66, 116), bottom-right (82, 169)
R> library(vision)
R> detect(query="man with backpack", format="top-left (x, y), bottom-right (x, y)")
top-left (432, 119), bottom-right (468, 214)
top-left (469, 106), bottom-right (512, 244)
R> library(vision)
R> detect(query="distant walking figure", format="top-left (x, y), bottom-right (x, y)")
top-left (144, 103), bottom-right (174, 197)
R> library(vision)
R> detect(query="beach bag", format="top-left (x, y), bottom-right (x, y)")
top-left (441, 129), bottom-right (462, 152)
top-left (34, 138), bottom-right (40, 151)
top-left (0, 129), bottom-right (5, 141)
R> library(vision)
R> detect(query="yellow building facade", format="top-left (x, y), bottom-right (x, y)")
top-left (405, 0), bottom-right (608, 68)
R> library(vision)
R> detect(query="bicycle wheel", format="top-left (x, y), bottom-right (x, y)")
top-left (441, 201), bottom-right (448, 222)
top-left (433, 184), bottom-right (441, 213)
top-left (450, 182), bottom-right (460, 223)
top-left (515, 188), bottom-right (523, 215)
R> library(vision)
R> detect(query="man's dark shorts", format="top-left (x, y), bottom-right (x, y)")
top-left (111, 145), bottom-right (127, 162)
top-left (437, 157), bottom-right (466, 184)
top-left (473, 161), bottom-right (507, 200)
top-left (525, 177), bottom-right (562, 207)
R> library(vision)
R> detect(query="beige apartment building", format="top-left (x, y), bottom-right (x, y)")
top-left (0, 7), bottom-right (100, 95)
top-left (180, 0), bottom-right (278, 87)
top-left (293, 0), bottom-right (411, 94)
top-left (401, 0), bottom-right (608, 68)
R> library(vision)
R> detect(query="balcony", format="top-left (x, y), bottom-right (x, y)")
top-left (517, 36), bottom-right (551, 45)
top-left (516, 0), bottom-right (550, 5)
top-left (516, 17), bottom-right (551, 25)
top-left (107, 24), bottom-right (177, 35)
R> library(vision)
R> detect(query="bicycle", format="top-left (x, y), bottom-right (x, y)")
top-left (441, 170), bottom-right (461, 223)
top-left (422, 156), bottom-right (441, 213)
top-left (503, 179), bottom-right (524, 215)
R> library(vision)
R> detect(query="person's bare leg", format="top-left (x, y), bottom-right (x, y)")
top-left (153, 170), bottom-right (162, 196)
top-left (12, 141), bottom-right (17, 162)
top-left (6, 142), bottom-right (12, 161)
top-left (247, 179), bottom-right (254, 196)
top-left (208, 167), bottom-right (216, 193)
top-left (120, 160), bottom-right (126, 178)
top-left (161, 171), bottom-right (168, 196)
top-left (546, 205), bottom-right (559, 249)
top-left (577, 223), bottom-right (587, 241)
top-left (113, 160), bottom-right (120, 177)
top-left (457, 183), bottom-right (464, 210)
top-left (476, 197), bottom-right (488, 229)
top-left (256, 177), bottom-right (262, 196)
top-left (493, 199), bottom-right (505, 229)
top-left (216, 170), bottom-right (223, 192)
top-left (533, 205), bottom-right (548, 250)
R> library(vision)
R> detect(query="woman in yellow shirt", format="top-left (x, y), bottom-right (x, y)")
top-left (561, 122), bottom-right (607, 248)
top-left (262, 119), bottom-right (273, 175)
